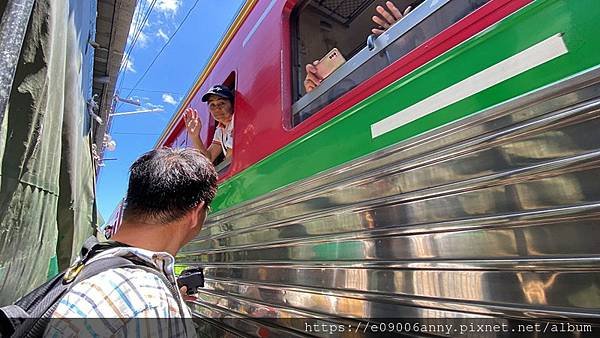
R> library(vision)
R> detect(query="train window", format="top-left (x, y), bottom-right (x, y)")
top-left (291, 0), bottom-right (489, 126)
top-left (213, 72), bottom-right (236, 173)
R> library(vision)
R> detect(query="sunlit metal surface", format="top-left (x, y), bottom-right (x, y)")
top-left (179, 68), bottom-right (600, 333)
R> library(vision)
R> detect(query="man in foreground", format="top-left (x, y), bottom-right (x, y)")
top-left (45, 148), bottom-right (218, 337)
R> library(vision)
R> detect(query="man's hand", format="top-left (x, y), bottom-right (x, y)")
top-left (371, 1), bottom-right (412, 35)
top-left (184, 108), bottom-right (202, 135)
top-left (179, 286), bottom-right (196, 301)
top-left (304, 60), bottom-right (323, 93)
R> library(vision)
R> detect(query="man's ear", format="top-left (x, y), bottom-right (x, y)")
top-left (189, 201), bottom-right (207, 230)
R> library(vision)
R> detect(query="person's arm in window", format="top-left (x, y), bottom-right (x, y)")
top-left (371, 1), bottom-right (413, 35)
top-left (184, 108), bottom-right (223, 162)
top-left (217, 144), bottom-right (232, 159)
top-left (214, 114), bottom-right (234, 160)
top-left (227, 148), bottom-right (233, 158)
top-left (212, 137), bottom-right (233, 160)
top-left (303, 1), bottom-right (412, 93)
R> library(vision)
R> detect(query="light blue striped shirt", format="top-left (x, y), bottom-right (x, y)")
top-left (44, 247), bottom-right (196, 337)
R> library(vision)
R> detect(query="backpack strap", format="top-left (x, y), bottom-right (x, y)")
top-left (0, 243), bottom-right (104, 338)
top-left (81, 236), bottom-right (100, 255)
top-left (71, 256), bottom-right (137, 284)
top-left (13, 272), bottom-right (65, 310)
top-left (10, 256), bottom-right (139, 338)
top-left (0, 305), bottom-right (29, 337)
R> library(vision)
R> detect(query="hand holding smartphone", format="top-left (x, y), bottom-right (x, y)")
top-left (176, 267), bottom-right (204, 295)
top-left (304, 48), bottom-right (346, 93)
top-left (314, 48), bottom-right (346, 80)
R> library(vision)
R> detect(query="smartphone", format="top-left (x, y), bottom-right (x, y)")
top-left (315, 48), bottom-right (346, 80)
top-left (176, 267), bottom-right (204, 295)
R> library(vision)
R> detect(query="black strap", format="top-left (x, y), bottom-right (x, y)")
top-left (0, 305), bottom-right (29, 319)
top-left (0, 305), bottom-right (29, 337)
top-left (1, 237), bottom-right (105, 338)
top-left (79, 237), bottom-right (129, 261)
top-left (11, 257), bottom-right (140, 338)
top-left (82, 236), bottom-right (100, 255)
top-left (13, 272), bottom-right (65, 310)
top-left (72, 256), bottom-right (138, 284)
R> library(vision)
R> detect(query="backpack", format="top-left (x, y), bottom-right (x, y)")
top-left (0, 237), bottom-right (189, 337)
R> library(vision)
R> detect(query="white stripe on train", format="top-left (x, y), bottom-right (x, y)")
top-left (371, 33), bottom-right (568, 139)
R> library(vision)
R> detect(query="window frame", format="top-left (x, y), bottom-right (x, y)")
top-left (212, 70), bottom-right (237, 175)
top-left (289, 0), bottom-right (453, 126)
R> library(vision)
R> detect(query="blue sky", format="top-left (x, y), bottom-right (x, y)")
top-left (97, 0), bottom-right (245, 223)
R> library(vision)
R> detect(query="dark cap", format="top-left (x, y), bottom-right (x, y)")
top-left (201, 84), bottom-right (234, 102)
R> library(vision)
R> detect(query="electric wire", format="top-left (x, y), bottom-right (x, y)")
top-left (121, 0), bottom-right (202, 105)
top-left (116, 0), bottom-right (158, 96)
top-left (120, 0), bottom-right (157, 73)
top-left (120, 87), bottom-right (183, 95)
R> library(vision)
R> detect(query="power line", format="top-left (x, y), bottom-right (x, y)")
top-left (121, 0), bottom-right (202, 103)
top-left (120, 87), bottom-right (184, 95)
top-left (118, 0), bottom-right (156, 80)
top-left (116, 0), bottom-right (159, 95)
top-left (111, 132), bottom-right (161, 136)
top-left (121, 0), bottom-right (157, 73)
top-left (129, 0), bottom-right (147, 45)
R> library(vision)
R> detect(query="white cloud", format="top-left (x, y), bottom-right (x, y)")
top-left (162, 93), bottom-right (178, 105)
top-left (126, 28), bottom-right (150, 48)
top-left (137, 31), bottom-right (149, 48)
top-left (153, 0), bottom-right (180, 15)
top-left (126, 3), bottom-right (154, 47)
top-left (145, 102), bottom-right (164, 109)
top-left (156, 28), bottom-right (169, 42)
top-left (124, 58), bottom-right (136, 73)
top-left (125, 0), bottom-right (180, 49)
top-left (128, 6), bottom-right (151, 39)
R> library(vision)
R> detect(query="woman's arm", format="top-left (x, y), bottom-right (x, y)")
top-left (184, 108), bottom-right (222, 162)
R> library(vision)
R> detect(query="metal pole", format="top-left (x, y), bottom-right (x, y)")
top-left (109, 108), bottom-right (164, 116)
top-left (0, 0), bottom-right (36, 132)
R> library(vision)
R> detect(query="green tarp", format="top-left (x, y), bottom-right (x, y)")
top-left (0, 0), bottom-right (98, 305)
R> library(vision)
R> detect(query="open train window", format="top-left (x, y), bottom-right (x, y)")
top-left (212, 71), bottom-right (236, 173)
top-left (290, 0), bottom-right (489, 126)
